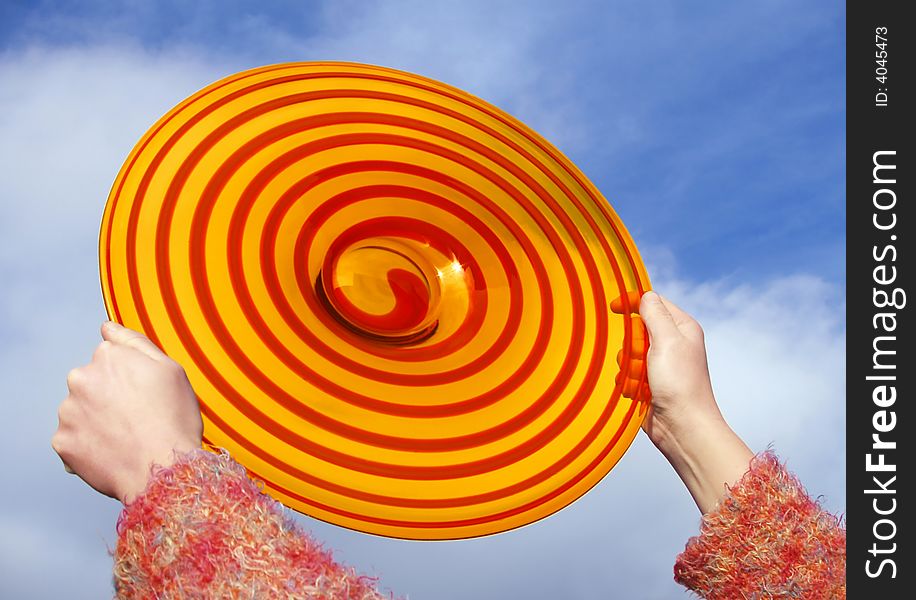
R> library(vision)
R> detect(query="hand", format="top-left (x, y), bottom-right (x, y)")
top-left (637, 291), bottom-right (723, 449)
top-left (52, 321), bottom-right (203, 504)
top-left (635, 292), bottom-right (754, 513)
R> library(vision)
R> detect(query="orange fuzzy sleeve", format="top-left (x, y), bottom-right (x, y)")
top-left (112, 447), bottom-right (391, 599)
top-left (674, 450), bottom-right (846, 599)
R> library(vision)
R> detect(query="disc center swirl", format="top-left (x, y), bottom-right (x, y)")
top-left (317, 236), bottom-right (442, 345)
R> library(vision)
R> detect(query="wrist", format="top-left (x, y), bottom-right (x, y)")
top-left (648, 400), bottom-right (725, 458)
top-left (120, 440), bottom-right (201, 504)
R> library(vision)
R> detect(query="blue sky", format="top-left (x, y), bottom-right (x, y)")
top-left (0, 2), bottom-right (844, 598)
top-left (2, 0), bottom-right (846, 286)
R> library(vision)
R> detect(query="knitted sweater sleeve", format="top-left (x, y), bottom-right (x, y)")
top-left (674, 450), bottom-right (846, 599)
top-left (111, 447), bottom-right (389, 599)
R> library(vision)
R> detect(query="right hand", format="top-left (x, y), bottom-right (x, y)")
top-left (637, 291), bottom-right (723, 450)
top-left (635, 291), bottom-right (754, 513)
top-left (52, 321), bottom-right (203, 504)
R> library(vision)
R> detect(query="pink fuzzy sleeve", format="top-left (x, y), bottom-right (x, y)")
top-left (111, 447), bottom-right (390, 599)
top-left (674, 450), bottom-right (846, 599)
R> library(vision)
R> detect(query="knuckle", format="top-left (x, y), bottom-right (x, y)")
top-left (51, 432), bottom-right (64, 455)
top-left (57, 397), bottom-right (74, 423)
top-left (66, 367), bottom-right (83, 390)
top-left (125, 334), bottom-right (153, 350)
top-left (165, 358), bottom-right (186, 375)
top-left (93, 340), bottom-right (114, 360)
top-left (124, 336), bottom-right (144, 350)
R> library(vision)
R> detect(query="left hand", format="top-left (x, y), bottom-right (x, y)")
top-left (52, 322), bottom-right (203, 504)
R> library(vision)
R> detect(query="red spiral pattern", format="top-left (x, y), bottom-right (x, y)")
top-left (100, 62), bottom-right (651, 539)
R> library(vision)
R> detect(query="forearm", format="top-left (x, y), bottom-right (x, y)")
top-left (653, 412), bottom-right (754, 515)
top-left (112, 448), bottom-right (389, 599)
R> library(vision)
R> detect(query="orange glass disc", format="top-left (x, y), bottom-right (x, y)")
top-left (99, 62), bottom-right (651, 539)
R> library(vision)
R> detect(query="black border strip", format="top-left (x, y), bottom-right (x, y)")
top-left (848, 2), bottom-right (911, 596)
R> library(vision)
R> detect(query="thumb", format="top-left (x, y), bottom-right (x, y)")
top-left (638, 291), bottom-right (681, 344)
top-left (101, 321), bottom-right (166, 361)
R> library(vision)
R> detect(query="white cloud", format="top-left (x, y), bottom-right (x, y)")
top-left (0, 44), bottom-right (225, 262)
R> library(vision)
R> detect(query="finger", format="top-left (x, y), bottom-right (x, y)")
top-left (616, 325), bottom-right (648, 368)
top-left (64, 464), bottom-right (75, 474)
top-left (655, 294), bottom-right (697, 328)
top-left (616, 344), bottom-right (647, 366)
top-left (621, 377), bottom-right (641, 399)
top-left (631, 316), bottom-right (648, 355)
top-left (101, 321), bottom-right (165, 361)
top-left (615, 370), bottom-right (642, 399)
top-left (622, 357), bottom-right (646, 379)
top-left (638, 291), bottom-right (681, 342)
top-left (655, 295), bottom-right (705, 341)
top-left (610, 291), bottom-right (642, 315)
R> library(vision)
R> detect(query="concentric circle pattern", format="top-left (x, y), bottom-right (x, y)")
top-left (100, 62), bottom-right (651, 539)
